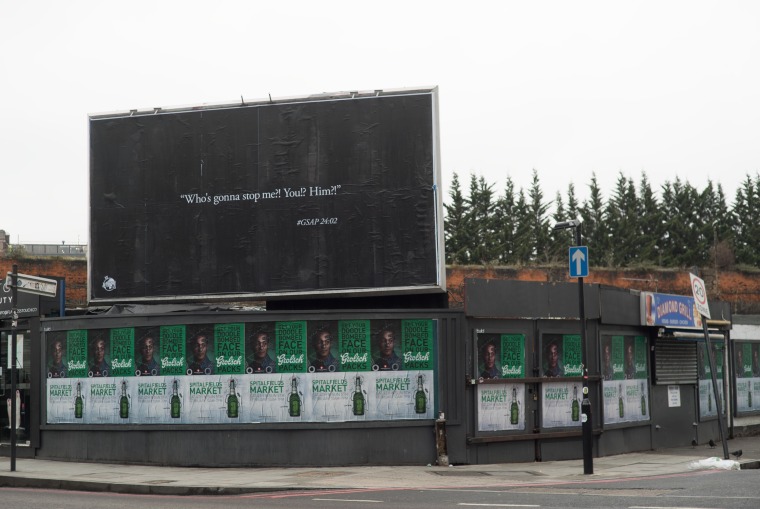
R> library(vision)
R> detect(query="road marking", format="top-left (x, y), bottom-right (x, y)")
top-left (630, 506), bottom-right (722, 509)
top-left (458, 504), bottom-right (539, 508)
top-left (313, 498), bottom-right (382, 503)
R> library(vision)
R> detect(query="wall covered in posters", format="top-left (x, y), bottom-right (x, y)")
top-left (46, 318), bottom-right (436, 424)
top-left (734, 341), bottom-right (760, 414)
top-left (600, 335), bottom-right (650, 425)
top-left (698, 341), bottom-right (725, 418)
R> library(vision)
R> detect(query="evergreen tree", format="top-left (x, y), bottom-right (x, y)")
top-left (443, 172), bottom-right (469, 264)
top-left (660, 178), bottom-right (705, 267)
top-left (527, 170), bottom-right (552, 263)
top-left (700, 181), bottom-right (736, 269)
top-left (466, 174), bottom-right (497, 264)
top-left (548, 191), bottom-right (570, 262)
top-left (606, 173), bottom-right (639, 267)
top-left (580, 174), bottom-right (608, 266)
top-left (441, 169), bottom-right (760, 270)
top-left (637, 171), bottom-right (663, 266)
top-left (493, 177), bottom-right (518, 264)
top-left (512, 189), bottom-right (534, 264)
top-left (733, 173), bottom-right (760, 266)
top-left (566, 183), bottom-right (580, 221)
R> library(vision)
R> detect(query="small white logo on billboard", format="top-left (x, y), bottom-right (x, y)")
top-left (102, 276), bottom-right (117, 292)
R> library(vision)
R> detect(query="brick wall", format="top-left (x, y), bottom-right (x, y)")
top-left (0, 257), bottom-right (88, 307)
top-left (3, 255), bottom-right (759, 313)
top-left (446, 265), bottom-right (760, 314)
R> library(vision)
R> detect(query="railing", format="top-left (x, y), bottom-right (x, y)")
top-left (18, 244), bottom-right (87, 257)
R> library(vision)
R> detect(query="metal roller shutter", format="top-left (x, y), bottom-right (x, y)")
top-left (654, 338), bottom-right (697, 385)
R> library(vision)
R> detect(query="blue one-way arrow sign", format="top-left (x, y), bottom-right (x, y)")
top-left (568, 246), bottom-right (589, 278)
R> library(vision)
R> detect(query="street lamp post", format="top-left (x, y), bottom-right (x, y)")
top-left (554, 220), bottom-right (593, 475)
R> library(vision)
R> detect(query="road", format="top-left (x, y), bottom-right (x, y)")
top-left (2, 470), bottom-right (759, 509)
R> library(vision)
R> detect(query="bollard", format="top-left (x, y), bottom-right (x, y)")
top-left (435, 411), bottom-right (449, 466)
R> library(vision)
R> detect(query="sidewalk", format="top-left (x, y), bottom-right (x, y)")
top-left (0, 435), bottom-right (758, 496)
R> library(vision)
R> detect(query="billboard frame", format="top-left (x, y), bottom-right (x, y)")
top-left (88, 87), bottom-right (445, 305)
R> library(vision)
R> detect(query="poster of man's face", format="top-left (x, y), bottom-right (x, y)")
top-left (308, 322), bottom-right (339, 372)
top-left (187, 326), bottom-right (215, 375)
top-left (624, 338), bottom-right (635, 379)
top-left (135, 327), bottom-right (160, 376)
top-left (736, 345), bottom-right (747, 378)
top-left (372, 321), bottom-right (402, 371)
top-left (542, 337), bottom-right (563, 377)
top-left (48, 333), bottom-right (67, 378)
top-left (477, 335), bottom-right (500, 380)
top-left (88, 329), bottom-right (110, 377)
top-left (246, 323), bottom-right (277, 374)
top-left (601, 338), bottom-right (613, 380)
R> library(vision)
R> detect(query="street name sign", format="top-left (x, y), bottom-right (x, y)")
top-left (5, 272), bottom-right (58, 298)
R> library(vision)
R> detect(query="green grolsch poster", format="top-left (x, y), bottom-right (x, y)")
top-left (214, 323), bottom-right (245, 375)
top-left (110, 328), bottom-right (135, 377)
top-left (500, 334), bottom-right (524, 378)
top-left (338, 320), bottom-right (372, 371)
top-left (276, 321), bottom-right (307, 373)
top-left (160, 325), bottom-right (186, 376)
top-left (67, 330), bottom-right (88, 378)
top-left (743, 343), bottom-right (753, 378)
top-left (634, 336), bottom-right (647, 379)
top-left (612, 336), bottom-right (625, 380)
top-left (401, 319), bottom-right (433, 370)
top-left (563, 335), bottom-right (582, 376)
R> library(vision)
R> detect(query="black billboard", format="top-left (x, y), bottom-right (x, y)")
top-left (89, 88), bottom-right (443, 303)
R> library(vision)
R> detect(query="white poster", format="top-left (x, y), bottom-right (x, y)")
top-left (603, 380), bottom-right (649, 425)
top-left (668, 385), bottom-right (681, 407)
top-left (478, 383), bottom-right (525, 431)
top-left (46, 370), bottom-right (435, 424)
top-left (7, 334), bottom-right (23, 369)
top-left (699, 379), bottom-right (725, 417)
top-left (542, 381), bottom-right (582, 428)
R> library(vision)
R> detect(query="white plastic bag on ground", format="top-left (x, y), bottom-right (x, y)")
top-left (687, 457), bottom-right (741, 471)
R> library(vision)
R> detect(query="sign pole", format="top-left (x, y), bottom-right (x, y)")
top-left (575, 227), bottom-right (593, 475)
top-left (703, 320), bottom-right (729, 460)
top-left (690, 272), bottom-right (729, 460)
top-left (10, 265), bottom-right (18, 472)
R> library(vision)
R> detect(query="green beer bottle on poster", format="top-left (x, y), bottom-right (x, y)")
top-left (119, 380), bottom-right (129, 419)
top-left (352, 375), bottom-right (365, 416)
top-left (571, 385), bottom-right (580, 422)
top-left (227, 379), bottom-right (239, 418)
top-left (415, 375), bottom-right (427, 414)
top-left (170, 379), bottom-right (181, 419)
top-left (74, 382), bottom-right (83, 419)
top-left (510, 387), bottom-right (519, 425)
top-left (289, 377), bottom-right (301, 417)
top-left (641, 383), bottom-right (647, 416)
top-left (618, 384), bottom-right (624, 418)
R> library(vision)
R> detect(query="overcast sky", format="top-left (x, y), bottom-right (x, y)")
top-left (2, 1), bottom-right (759, 244)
